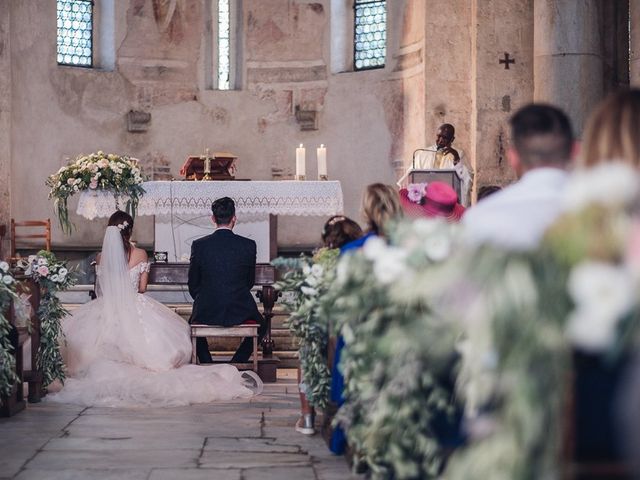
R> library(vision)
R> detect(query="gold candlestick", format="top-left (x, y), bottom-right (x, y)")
top-left (202, 148), bottom-right (212, 181)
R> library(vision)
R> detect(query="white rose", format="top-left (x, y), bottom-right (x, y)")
top-left (566, 261), bottom-right (635, 352)
top-left (311, 263), bottom-right (324, 278)
top-left (564, 163), bottom-right (639, 212)
top-left (423, 232), bottom-right (451, 262)
top-left (373, 247), bottom-right (407, 284)
top-left (0, 261), bottom-right (9, 273)
top-left (300, 285), bottom-right (318, 297)
top-left (58, 267), bottom-right (68, 276)
top-left (28, 255), bottom-right (37, 263)
top-left (37, 258), bottom-right (47, 266)
top-left (50, 274), bottom-right (59, 282)
top-left (2, 275), bottom-right (13, 285)
top-left (363, 236), bottom-right (388, 261)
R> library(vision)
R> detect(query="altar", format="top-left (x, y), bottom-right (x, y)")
top-left (76, 180), bottom-right (344, 262)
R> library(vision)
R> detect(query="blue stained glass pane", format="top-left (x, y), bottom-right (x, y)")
top-left (354, 0), bottom-right (386, 70)
top-left (57, 0), bottom-right (93, 67)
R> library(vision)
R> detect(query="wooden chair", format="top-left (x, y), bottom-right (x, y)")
top-left (10, 219), bottom-right (51, 257)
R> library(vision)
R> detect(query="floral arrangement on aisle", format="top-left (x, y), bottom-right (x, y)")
top-left (318, 219), bottom-right (463, 479)
top-left (0, 261), bottom-right (18, 397)
top-left (443, 163), bottom-right (640, 479)
top-left (46, 151), bottom-right (145, 233)
top-left (274, 247), bottom-right (340, 409)
top-left (16, 251), bottom-right (77, 387)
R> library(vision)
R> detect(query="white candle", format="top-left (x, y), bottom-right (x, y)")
top-left (296, 144), bottom-right (306, 179)
top-left (317, 144), bottom-right (327, 179)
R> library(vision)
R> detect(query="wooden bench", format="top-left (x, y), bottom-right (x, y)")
top-left (147, 263), bottom-right (279, 379)
top-left (190, 323), bottom-right (258, 372)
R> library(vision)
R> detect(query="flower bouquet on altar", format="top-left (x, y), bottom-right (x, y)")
top-left (46, 151), bottom-right (146, 233)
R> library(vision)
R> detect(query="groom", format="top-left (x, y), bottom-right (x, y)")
top-left (188, 197), bottom-right (266, 364)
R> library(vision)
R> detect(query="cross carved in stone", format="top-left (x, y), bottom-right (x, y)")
top-left (499, 52), bottom-right (515, 70)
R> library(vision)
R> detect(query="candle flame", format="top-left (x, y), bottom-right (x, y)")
top-left (299, 144), bottom-right (303, 148)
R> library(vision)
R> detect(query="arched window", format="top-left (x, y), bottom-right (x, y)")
top-left (354, 0), bottom-right (386, 71)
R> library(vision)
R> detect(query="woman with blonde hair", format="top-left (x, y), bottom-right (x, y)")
top-left (361, 182), bottom-right (404, 237)
top-left (581, 89), bottom-right (640, 168)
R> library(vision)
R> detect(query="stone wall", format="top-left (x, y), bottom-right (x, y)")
top-left (5, 0), bottom-right (633, 250)
top-left (8, 0), bottom-right (398, 249)
top-left (0, 0), bottom-right (12, 253)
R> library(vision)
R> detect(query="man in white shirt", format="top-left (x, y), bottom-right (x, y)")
top-left (463, 104), bottom-right (575, 250)
top-left (398, 124), bottom-right (473, 205)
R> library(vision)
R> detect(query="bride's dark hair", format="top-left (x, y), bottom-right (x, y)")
top-left (107, 211), bottom-right (134, 259)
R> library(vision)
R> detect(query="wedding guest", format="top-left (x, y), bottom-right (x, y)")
top-left (463, 104), bottom-right (575, 250)
top-left (296, 215), bottom-right (363, 436)
top-left (329, 184), bottom-right (402, 455)
top-left (581, 89), bottom-right (640, 168)
top-left (583, 90), bottom-right (640, 473)
top-left (189, 197), bottom-right (266, 364)
top-left (341, 183), bottom-right (403, 252)
top-left (399, 181), bottom-right (465, 221)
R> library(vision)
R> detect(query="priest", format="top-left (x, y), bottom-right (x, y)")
top-left (398, 123), bottom-right (473, 205)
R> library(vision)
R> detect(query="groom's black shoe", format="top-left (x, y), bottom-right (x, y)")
top-left (196, 337), bottom-right (214, 364)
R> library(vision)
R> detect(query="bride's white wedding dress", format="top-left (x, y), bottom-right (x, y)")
top-left (47, 227), bottom-right (262, 407)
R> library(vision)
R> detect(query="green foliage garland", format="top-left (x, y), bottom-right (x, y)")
top-left (318, 220), bottom-right (462, 479)
top-left (274, 247), bottom-right (339, 409)
top-left (0, 263), bottom-right (17, 398)
top-left (18, 251), bottom-right (77, 387)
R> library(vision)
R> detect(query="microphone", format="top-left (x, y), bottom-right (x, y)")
top-left (411, 148), bottom-right (438, 170)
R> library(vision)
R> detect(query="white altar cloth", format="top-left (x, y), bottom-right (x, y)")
top-left (76, 181), bottom-right (344, 262)
top-left (76, 180), bottom-right (344, 219)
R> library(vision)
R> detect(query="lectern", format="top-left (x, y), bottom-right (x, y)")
top-left (408, 169), bottom-right (462, 203)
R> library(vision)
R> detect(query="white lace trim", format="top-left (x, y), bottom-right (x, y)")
top-left (76, 181), bottom-right (344, 219)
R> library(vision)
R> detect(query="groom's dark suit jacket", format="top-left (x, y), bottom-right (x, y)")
top-left (188, 229), bottom-right (263, 327)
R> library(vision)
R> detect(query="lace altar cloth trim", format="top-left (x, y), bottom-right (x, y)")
top-left (76, 181), bottom-right (344, 219)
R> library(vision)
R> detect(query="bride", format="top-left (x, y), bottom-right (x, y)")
top-left (47, 211), bottom-right (262, 407)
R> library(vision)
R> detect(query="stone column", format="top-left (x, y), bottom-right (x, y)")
top-left (631, 1), bottom-right (640, 86)
top-left (0, 0), bottom-right (12, 252)
top-left (533, 0), bottom-right (603, 135)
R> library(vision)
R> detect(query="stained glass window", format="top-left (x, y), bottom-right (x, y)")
top-left (354, 0), bottom-right (386, 71)
top-left (217, 0), bottom-right (231, 90)
top-left (57, 0), bottom-right (93, 67)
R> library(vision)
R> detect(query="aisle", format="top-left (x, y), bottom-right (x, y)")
top-left (0, 371), bottom-right (356, 480)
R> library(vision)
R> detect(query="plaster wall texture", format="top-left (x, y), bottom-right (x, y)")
top-left (533, 0), bottom-right (603, 135)
top-left (0, 0), bottom-right (12, 240)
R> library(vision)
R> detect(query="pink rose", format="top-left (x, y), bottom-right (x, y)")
top-left (407, 183), bottom-right (427, 204)
top-left (37, 265), bottom-right (49, 277)
top-left (89, 179), bottom-right (98, 189)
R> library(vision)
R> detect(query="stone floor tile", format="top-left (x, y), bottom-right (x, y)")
top-left (243, 466), bottom-right (317, 480)
top-left (200, 451), bottom-right (311, 469)
top-left (25, 449), bottom-right (199, 470)
top-left (149, 468), bottom-right (241, 480)
top-left (13, 469), bottom-right (150, 480)
top-left (204, 437), bottom-right (302, 453)
top-left (44, 435), bottom-right (206, 451)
